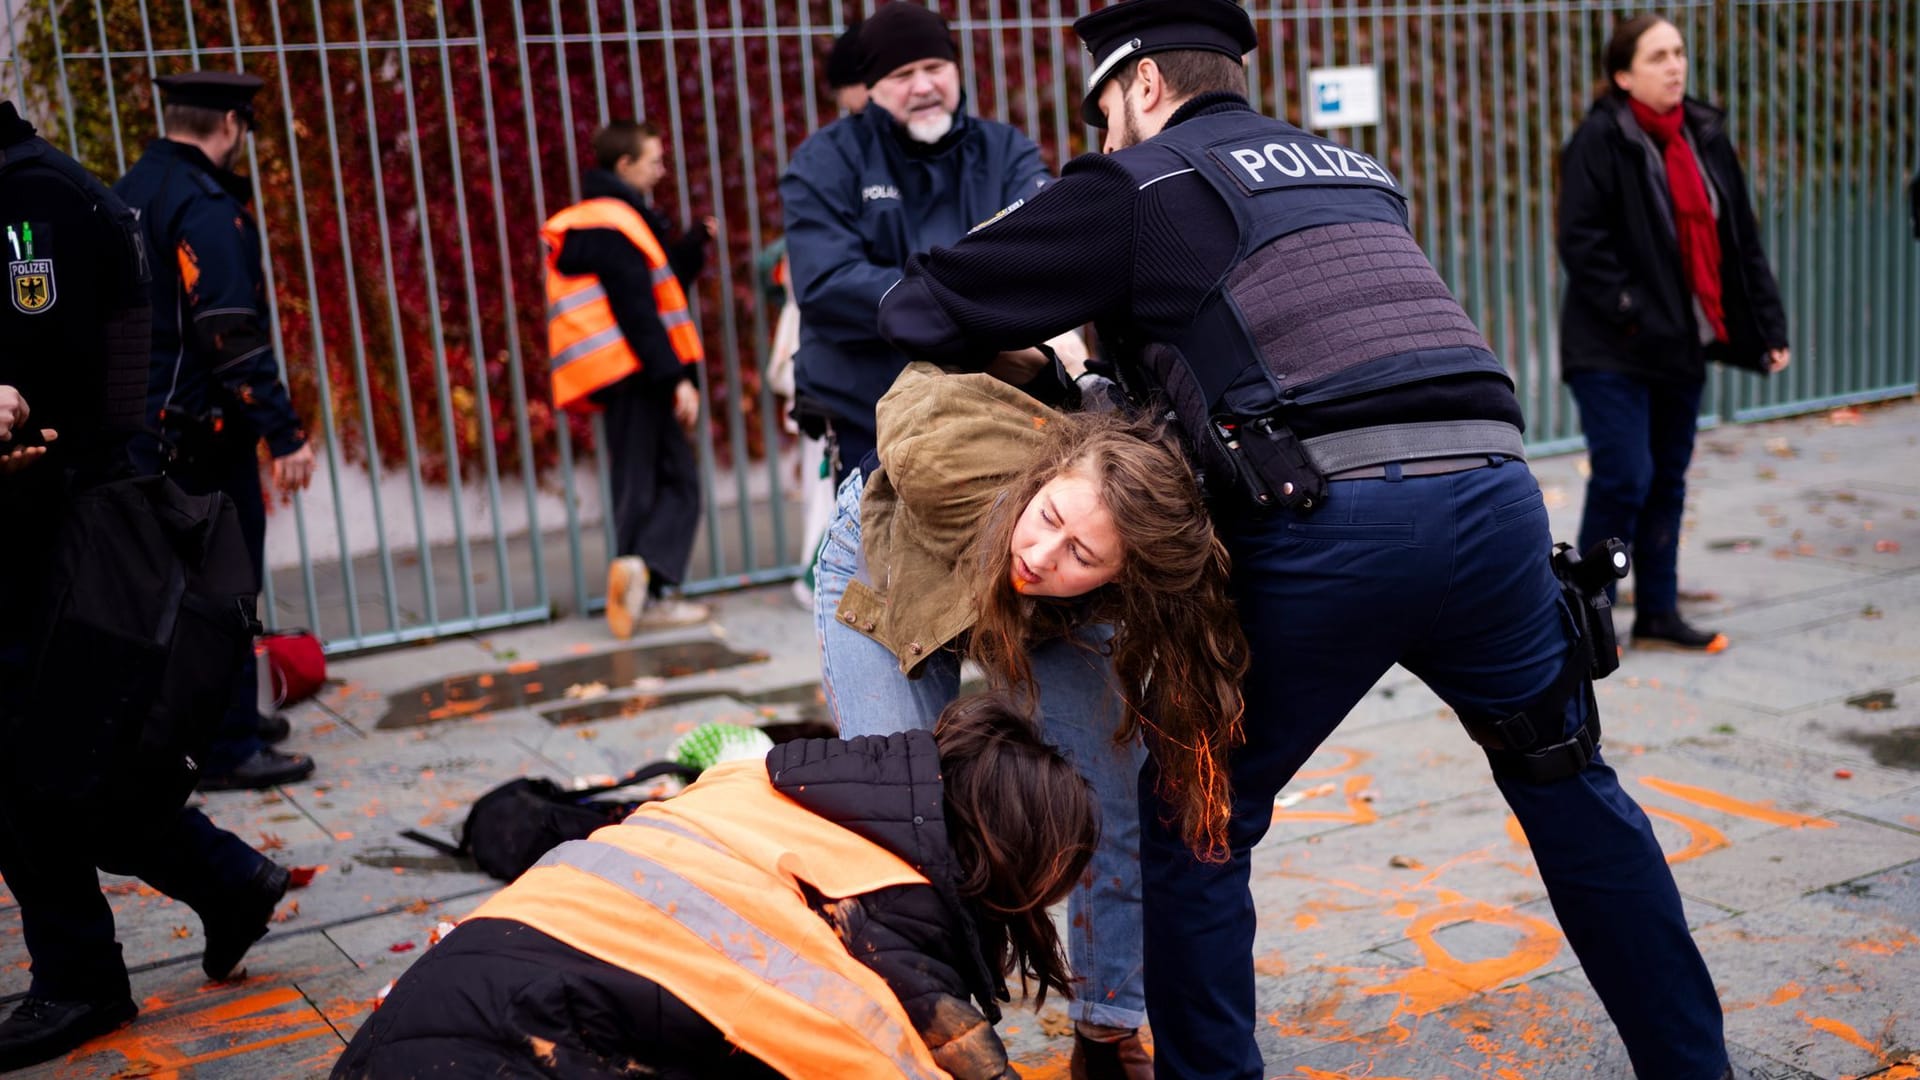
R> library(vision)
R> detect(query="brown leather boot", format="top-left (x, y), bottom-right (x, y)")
top-left (1069, 1027), bottom-right (1152, 1080)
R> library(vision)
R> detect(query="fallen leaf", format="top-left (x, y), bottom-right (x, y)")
top-left (257, 832), bottom-right (287, 852)
top-left (272, 900), bottom-right (300, 923)
top-left (1876, 540), bottom-right (1902, 553)
top-left (563, 681), bottom-right (610, 700)
top-left (1388, 855), bottom-right (1425, 870)
top-left (405, 899), bottom-right (432, 915)
top-left (1038, 1010), bottom-right (1075, 1037)
top-left (172, 926), bottom-right (192, 939)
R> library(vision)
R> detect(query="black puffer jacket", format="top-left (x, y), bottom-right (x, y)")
top-left (332, 731), bottom-right (1017, 1080)
top-left (1557, 94), bottom-right (1788, 383)
top-left (767, 731), bottom-right (1016, 1079)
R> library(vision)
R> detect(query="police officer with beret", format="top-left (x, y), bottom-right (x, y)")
top-left (115, 70), bottom-right (315, 791)
top-left (0, 97), bottom-right (293, 1071)
top-left (876, 1), bottom-right (1731, 1077)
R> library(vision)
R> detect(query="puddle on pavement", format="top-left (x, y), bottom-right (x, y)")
top-left (1841, 726), bottom-right (1920, 771)
top-left (539, 681), bottom-right (831, 727)
top-left (377, 640), bottom-right (770, 729)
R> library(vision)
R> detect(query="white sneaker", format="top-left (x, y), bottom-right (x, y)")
top-left (637, 597), bottom-right (711, 628)
top-left (606, 556), bottom-right (649, 639)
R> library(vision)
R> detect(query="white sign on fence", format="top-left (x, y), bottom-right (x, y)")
top-left (1306, 65), bottom-right (1382, 129)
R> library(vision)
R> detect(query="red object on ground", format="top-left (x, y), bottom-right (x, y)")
top-left (389, 941), bottom-right (417, 953)
top-left (262, 630), bottom-right (327, 707)
top-left (1834, 769), bottom-right (1854, 780)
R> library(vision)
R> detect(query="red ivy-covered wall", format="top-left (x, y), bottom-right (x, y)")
top-left (18, 0), bottom-right (1087, 484)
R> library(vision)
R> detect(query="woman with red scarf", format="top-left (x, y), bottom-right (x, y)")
top-left (1558, 13), bottom-right (1790, 653)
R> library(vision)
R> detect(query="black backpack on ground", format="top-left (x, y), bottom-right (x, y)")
top-left (16, 474), bottom-right (259, 813)
top-left (403, 761), bottom-right (700, 882)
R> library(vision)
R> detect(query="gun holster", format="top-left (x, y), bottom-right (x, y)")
top-left (1213, 415), bottom-right (1327, 513)
top-left (1552, 538), bottom-right (1630, 682)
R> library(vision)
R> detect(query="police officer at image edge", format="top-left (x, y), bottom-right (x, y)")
top-left (0, 98), bottom-right (296, 1073)
top-left (876, 1), bottom-right (1735, 1078)
top-left (114, 70), bottom-right (315, 790)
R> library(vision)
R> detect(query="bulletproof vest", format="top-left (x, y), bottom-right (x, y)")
top-left (0, 135), bottom-right (152, 436)
top-left (1110, 110), bottom-right (1523, 511)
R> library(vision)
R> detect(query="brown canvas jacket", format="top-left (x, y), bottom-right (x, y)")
top-left (835, 362), bottom-right (1059, 676)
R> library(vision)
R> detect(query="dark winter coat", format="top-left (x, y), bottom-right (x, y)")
top-left (113, 138), bottom-right (306, 463)
top-left (1557, 94), bottom-right (1789, 384)
top-left (779, 101), bottom-right (1048, 442)
top-left (560, 168), bottom-right (711, 390)
top-left (330, 731), bottom-right (1016, 1080)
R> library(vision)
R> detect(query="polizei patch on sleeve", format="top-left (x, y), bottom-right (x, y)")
top-left (1206, 137), bottom-right (1401, 197)
top-left (9, 259), bottom-right (55, 315)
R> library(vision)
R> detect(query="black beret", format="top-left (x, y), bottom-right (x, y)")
top-left (154, 70), bottom-right (264, 123)
top-left (858, 3), bottom-right (955, 88)
top-left (826, 21), bottom-right (866, 90)
top-left (1072, 0), bottom-right (1257, 127)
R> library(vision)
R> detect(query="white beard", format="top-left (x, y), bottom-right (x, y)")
top-left (905, 110), bottom-right (954, 144)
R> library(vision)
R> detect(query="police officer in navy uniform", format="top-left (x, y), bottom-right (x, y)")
top-left (876, 2), bottom-right (1731, 1077)
top-left (0, 97), bottom-right (293, 1072)
top-left (115, 71), bottom-right (315, 791)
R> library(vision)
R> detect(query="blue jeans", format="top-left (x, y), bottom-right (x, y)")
top-left (1567, 370), bottom-right (1706, 617)
top-left (1140, 461), bottom-right (1727, 1079)
top-left (814, 471), bottom-right (1148, 1029)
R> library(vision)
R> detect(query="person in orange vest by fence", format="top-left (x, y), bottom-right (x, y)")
top-left (546, 121), bottom-right (717, 638)
top-left (332, 692), bottom-right (1098, 1079)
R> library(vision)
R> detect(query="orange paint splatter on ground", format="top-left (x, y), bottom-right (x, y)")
top-left (505, 660), bottom-right (540, 674)
top-left (1295, 1069), bottom-right (1415, 1080)
top-left (476, 673), bottom-right (495, 688)
top-left (1504, 814), bottom-right (1530, 851)
top-left (1842, 929), bottom-right (1919, 956)
top-left (1295, 746), bottom-right (1373, 780)
top-left (1391, 901), bottom-right (1419, 919)
top-left (1639, 777), bottom-right (1835, 829)
top-left (569, 643), bottom-right (596, 655)
top-left (1364, 901), bottom-right (1564, 1017)
top-left (1643, 806), bottom-right (1730, 864)
top-left (1272, 775), bottom-right (1380, 825)
top-left (1294, 913), bottom-right (1318, 931)
top-left (67, 983), bottom-right (335, 1076)
top-left (1255, 950), bottom-right (1290, 977)
top-left (1801, 1013), bottom-right (1878, 1054)
top-left (424, 699), bottom-right (489, 722)
top-left (1769, 982), bottom-right (1805, 1006)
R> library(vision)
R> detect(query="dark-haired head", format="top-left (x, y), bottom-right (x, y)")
top-left (1599, 14), bottom-right (1688, 112)
top-left (934, 692), bottom-right (1098, 1007)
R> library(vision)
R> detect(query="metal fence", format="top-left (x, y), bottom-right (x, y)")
top-left (4, 0), bottom-right (1915, 655)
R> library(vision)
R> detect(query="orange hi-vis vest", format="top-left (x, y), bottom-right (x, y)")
top-left (543, 197), bottom-right (704, 412)
top-left (472, 759), bottom-right (950, 1079)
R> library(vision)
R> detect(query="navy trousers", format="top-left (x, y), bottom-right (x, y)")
top-left (0, 798), bottom-right (267, 1001)
top-left (1567, 370), bottom-right (1706, 617)
top-left (1138, 460), bottom-right (1727, 1079)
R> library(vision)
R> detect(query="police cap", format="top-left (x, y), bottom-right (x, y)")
top-left (154, 70), bottom-right (264, 128)
top-left (1073, 0), bottom-right (1257, 127)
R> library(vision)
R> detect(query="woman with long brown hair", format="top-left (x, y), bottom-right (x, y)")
top-left (814, 361), bottom-right (1247, 1077)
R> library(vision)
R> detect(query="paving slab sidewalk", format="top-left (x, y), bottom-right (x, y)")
top-left (4, 399), bottom-right (1917, 1079)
